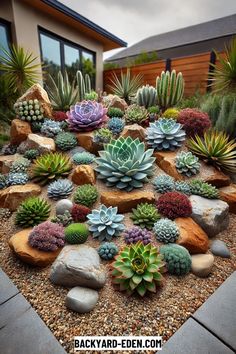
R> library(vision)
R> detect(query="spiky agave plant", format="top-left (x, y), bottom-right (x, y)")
top-left (111, 241), bottom-right (165, 296)
top-left (15, 197), bottom-right (50, 227)
top-left (187, 130), bottom-right (236, 172)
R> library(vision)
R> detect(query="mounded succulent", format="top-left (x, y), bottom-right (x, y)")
top-left (153, 218), bottom-right (180, 244)
top-left (15, 197), bottom-right (50, 227)
top-left (178, 108), bottom-right (211, 137)
top-left (47, 179), bottom-right (73, 200)
top-left (156, 70), bottom-right (184, 110)
top-left (93, 128), bottom-right (113, 145)
top-left (124, 226), bottom-right (152, 245)
top-left (156, 191), bottom-right (192, 219)
top-left (51, 210), bottom-right (73, 226)
top-left (148, 106), bottom-right (160, 116)
top-left (71, 204), bottom-right (91, 222)
top-left (64, 223), bottom-right (89, 244)
top-left (131, 203), bottom-right (160, 230)
top-left (32, 152), bottom-right (73, 185)
top-left (67, 100), bottom-right (108, 132)
top-left (31, 121), bottom-right (43, 133)
top-left (73, 184), bottom-right (98, 207)
top-left (53, 111), bottom-right (68, 121)
top-left (124, 104), bottom-right (148, 125)
top-left (146, 118), bottom-right (186, 151)
top-left (0, 174), bottom-right (8, 189)
top-left (28, 221), bottom-right (65, 251)
top-left (187, 130), bottom-right (236, 173)
top-left (107, 107), bottom-right (124, 118)
top-left (189, 179), bottom-right (219, 199)
top-left (40, 119), bottom-right (62, 137)
top-left (107, 117), bottom-right (125, 135)
top-left (136, 85), bottom-right (157, 109)
top-left (153, 174), bottom-right (175, 193)
top-left (14, 99), bottom-right (44, 122)
top-left (160, 244), bottom-right (191, 275)
top-left (174, 181), bottom-right (191, 195)
top-left (87, 204), bottom-right (125, 241)
top-left (175, 151), bottom-right (201, 177)
top-left (55, 132), bottom-right (77, 151)
top-left (72, 151), bottom-right (95, 165)
top-left (1, 143), bottom-right (17, 155)
top-left (10, 157), bottom-right (31, 173)
top-left (98, 242), bottom-right (118, 260)
top-left (162, 108), bottom-right (180, 119)
top-left (111, 241), bottom-right (165, 296)
top-left (7, 172), bottom-right (29, 186)
top-left (95, 137), bottom-right (155, 192)
top-left (85, 90), bottom-right (98, 101)
top-left (24, 149), bottom-right (40, 161)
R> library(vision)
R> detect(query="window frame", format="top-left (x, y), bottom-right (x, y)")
top-left (0, 18), bottom-right (12, 52)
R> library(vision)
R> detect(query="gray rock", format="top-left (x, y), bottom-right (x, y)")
top-left (65, 286), bottom-right (99, 313)
top-left (50, 245), bottom-right (106, 288)
top-left (55, 199), bottom-right (73, 215)
top-left (191, 254), bottom-right (214, 277)
top-left (210, 240), bottom-right (231, 258)
top-left (190, 195), bottom-right (229, 237)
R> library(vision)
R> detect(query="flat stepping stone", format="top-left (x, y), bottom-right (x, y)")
top-left (210, 240), bottom-right (231, 258)
top-left (191, 254), bottom-right (214, 277)
top-left (0, 293), bottom-right (30, 329)
top-left (66, 286), bottom-right (99, 313)
top-left (0, 269), bottom-right (19, 305)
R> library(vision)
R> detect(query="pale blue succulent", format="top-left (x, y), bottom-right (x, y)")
top-left (175, 151), bottom-right (200, 177)
top-left (40, 119), bottom-right (62, 137)
top-left (87, 204), bottom-right (125, 242)
top-left (146, 118), bottom-right (186, 151)
top-left (153, 174), bottom-right (175, 193)
top-left (48, 179), bottom-right (74, 200)
top-left (10, 158), bottom-right (31, 173)
top-left (7, 172), bottom-right (29, 186)
top-left (174, 181), bottom-right (191, 195)
top-left (153, 218), bottom-right (180, 244)
top-left (107, 117), bottom-right (125, 135)
top-left (72, 151), bottom-right (96, 165)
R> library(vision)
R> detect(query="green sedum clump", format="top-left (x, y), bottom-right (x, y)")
top-left (15, 197), bottom-right (50, 228)
top-left (65, 223), bottom-right (89, 244)
top-left (160, 244), bottom-right (191, 275)
top-left (107, 107), bottom-right (124, 118)
top-left (93, 128), bottom-right (113, 145)
top-left (55, 132), bottom-right (77, 151)
top-left (124, 104), bottom-right (148, 125)
top-left (131, 203), bottom-right (160, 230)
top-left (73, 184), bottom-right (98, 207)
top-left (188, 179), bottom-right (219, 199)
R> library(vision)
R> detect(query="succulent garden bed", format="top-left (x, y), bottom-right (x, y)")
top-left (0, 69), bottom-right (236, 354)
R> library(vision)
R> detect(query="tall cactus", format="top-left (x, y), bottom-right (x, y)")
top-left (85, 74), bottom-right (92, 93)
top-left (136, 85), bottom-right (157, 108)
top-left (156, 70), bottom-right (184, 110)
top-left (76, 70), bottom-right (85, 101)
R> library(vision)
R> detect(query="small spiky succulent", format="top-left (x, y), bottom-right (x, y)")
top-left (174, 181), bottom-right (191, 195)
top-left (175, 151), bottom-right (201, 177)
top-left (1, 144), bottom-right (17, 155)
top-left (189, 179), bottom-right (219, 199)
top-left (40, 119), bottom-right (62, 137)
top-left (87, 205), bottom-right (125, 242)
top-left (107, 117), bottom-right (125, 135)
top-left (7, 172), bottom-right (29, 186)
top-left (111, 241), bottom-right (165, 296)
top-left (162, 108), bottom-right (180, 120)
top-left (55, 132), bottom-right (77, 151)
top-left (71, 204), bottom-right (91, 222)
top-left (72, 151), bottom-right (95, 165)
top-left (107, 107), bottom-right (124, 118)
top-left (98, 242), bottom-right (118, 260)
top-left (0, 174), bottom-right (8, 189)
top-left (73, 184), bottom-right (98, 207)
top-left (24, 149), bottom-right (40, 161)
top-left (160, 244), bottom-right (191, 275)
top-left (47, 179), bottom-right (73, 200)
top-left (124, 226), bottom-right (152, 245)
top-left (65, 223), bottom-right (89, 244)
top-left (85, 91), bottom-right (98, 101)
top-left (28, 221), bottom-right (65, 251)
top-left (153, 175), bottom-right (175, 193)
top-left (93, 128), bottom-right (113, 145)
top-left (10, 157), bottom-right (31, 173)
top-left (31, 121), bottom-right (43, 133)
top-left (153, 218), bottom-right (180, 244)
top-left (14, 99), bottom-right (44, 122)
top-left (51, 210), bottom-right (73, 226)
top-left (131, 203), bottom-right (160, 230)
top-left (32, 152), bottom-right (73, 185)
top-left (146, 118), bottom-right (186, 151)
top-left (15, 197), bottom-right (51, 227)
top-left (156, 192), bottom-right (192, 219)
top-left (124, 104), bottom-right (148, 125)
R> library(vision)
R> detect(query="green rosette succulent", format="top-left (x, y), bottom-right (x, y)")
top-left (124, 104), bottom-right (148, 125)
top-left (131, 203), bottom-right (160, 230)
top-left (153, 174), bottom-right (175, 193)
top-left (73, 184), bottom-right (98, 207)
top-left (175, 151), bottom-right (200, 177)
top-left (189, 179), bottom-right (219, 199)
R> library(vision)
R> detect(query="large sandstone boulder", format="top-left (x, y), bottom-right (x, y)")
top-left (219, 184), bottom-right (236, 213)
top-left (101, 190), bottom-right (155, 213)
top-left (10, 119), bottom-right (31, 145)
top-left (23, 134), bottom-right (55, 153)
top-left (9, 229), bottom-right (61, 267)
top-left (0, 154), bottom-right (22, 174)
top-left (121, 124), bottom-right (146, 141)
top-left (175, 217), bottom-right (209, 254)
top-left (103, 94), bottom-right (128, 112)
top-left (50, 245), bottom-right (106, 289)
top-left (0, 184), bottom-right (41, 211)
top-left (65, 286), bottom-right (99, 313)
top-left (190, 195), bottom-right (229, 237)
top-left (76, 132), bottom-right (100, 155)
top-left (191, 254), bottom-right (214, 277)
top-left (17, 83), bottom-right (52, 117)
top-left (71, 165), bottom-right (96, 185)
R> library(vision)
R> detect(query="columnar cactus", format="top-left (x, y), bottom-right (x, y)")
top-left (136, 85), bottom-right (157, 108)
top-left (156, 70), bottom-right (184, 110)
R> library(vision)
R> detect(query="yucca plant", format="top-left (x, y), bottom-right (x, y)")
top-left (188, 130), bottom-right (236, 172)
top-left (47, 71), bottom-right (79, 111)
top-left (107, 69), bottom-right (143, 104)
top-left (0, 45), bottom-right (41, 95)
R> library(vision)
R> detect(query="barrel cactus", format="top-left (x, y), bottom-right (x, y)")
top-left (15, 197), bottom-right (50, 227)
top-left (136, 85), bottom-right (157, 109)
top-left (95, 137), bottom-right (155, 192)
top-left (189, 179), bottom-right (219, 199)
top-left (153, 218), bottom-right (180, 244)
top-left (131, 203), bottom-right (160, 230)
top-left (72, 151), bottom-right (95, 165)
top-left (175, 151), bottom-right (201, 177)
top-left (14, 99), bottom-right (44, 122)
top-left (156, 70), bottom-right (184, 110)
top-left (124, 226), bottom-right (152, 245)
top-left (124, 104), bottom-right (148, 125)
top-left (146, 118), bottom-right (186, 151)
top-left (7, 172), bottom-right (29, 186)
top-left (47, 179), bottom-right (73, 200)
top-left (107, 117), bottom-right (125, 135)
top-left (87, 205), bottom-right (125, 242)
top-left (73, 184), bottom-right (98, 207)
top-left (153, 175), bottom-right (175, 193)
top-left (160, 244), bottom-right (191, 275)
top-left (98, 242), bottom-right (118, 260)
top-left (55, 132), bottom-right (77, 151)
top-left (65, 223), bottom-right (89, 244)
top-left (40, 119), bottom-right (62, 137)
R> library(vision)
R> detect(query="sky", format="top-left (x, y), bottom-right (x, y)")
top-left (61, 0), bottom-right (236, 59)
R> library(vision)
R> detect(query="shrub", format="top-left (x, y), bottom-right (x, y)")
top-left (71, 204), bottom-right (91, 222)
top-left (98, 242), bottom-right (118, 260)
top-left (24, 149), bottom-right (40, 161)
top-left (131, 203), bottom-right (160, 230)
top-left (153, 218), bottom-right (179, 244)
top-left (87, 205), bottom-right (125, 241)
top-left (55, 132), bottom-right (77, 151)
top-left (111, 241), bottom-right (165, 296)
top-left (107, 107), bottom-right (124, 118)
top-left (51, 210), bottom-right (73, 226)
top-left (40, 119), bottom-right (62, 137)
top-left (136, 85), bottom-right (157, 109)
top-left (177, 108), bottom-right (211, 137)
top-left (162, 108), bottom-right (180, 119)
top-left (124, 226), bottom-right (152, 245)
top-left (160, 244), bottom-right (191, 275)
top-left (65, 223), bottom-right (89, 244)
top-left (153, 175), bottom-right (175, 193)
top-left (188, 179), bottom-right (219, 199)
top-left (28, 221), bottom-right (65, 251)
top-left (73, 184), bottom-right (98, 207)
top-left (156, 70), bottom-right (184, 110)
top-left (47, 179), bottom-right (73, 200)
top-left (156, 192), bottom-right (192, 219)
top-left (72, 151), bottom-right (95, 165)
top-left (14, 99), bottom-right (44, 122)
top-left (124, 104), bottom-right (148, 125)
top-left (175, 151), bottom-right (200, 177)
top-left (107, 117), bottom-right (125, 135)
top-left (15, 197), bottom-right (50, 227)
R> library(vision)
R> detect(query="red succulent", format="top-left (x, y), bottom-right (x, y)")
top-left (53, 111), bottom-right (68, 121)
top-left (71, 204), bottom-right (91, 222)
top-left (178, 108), bottom-right (211, 137)
top-left (156, 191), bottom-right (192, 219)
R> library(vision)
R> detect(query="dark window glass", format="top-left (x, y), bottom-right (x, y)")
top-left (0, 23), bottom-right (10, 58)
top-left (64, 44), bottom-right (80, 82)
top-left (40, 33), bottom-right (61, 78)
top-left (82, 51), bottom-right (95, 86)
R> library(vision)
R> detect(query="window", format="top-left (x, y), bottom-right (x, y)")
top-left (0, 20), bottom-right (11, 58)
top-left (39, 29), bottom-right (96, 87)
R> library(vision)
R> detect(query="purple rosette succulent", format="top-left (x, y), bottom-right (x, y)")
top-left (67, 100), bottom-right (108, 132)
top-left (124, 226), bottom-right (152, 245)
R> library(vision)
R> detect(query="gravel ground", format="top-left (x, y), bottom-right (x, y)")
top-left (0, 167), bottom-right (235, 354)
